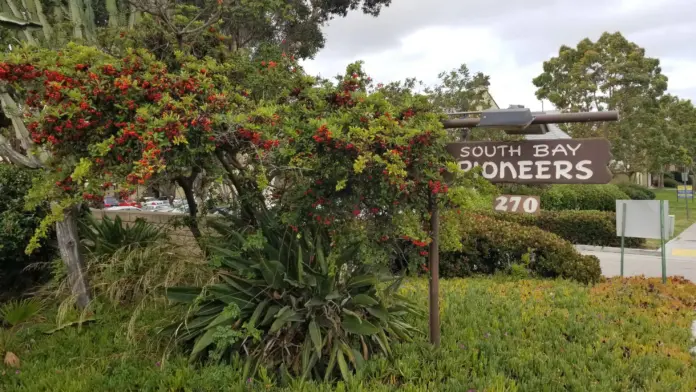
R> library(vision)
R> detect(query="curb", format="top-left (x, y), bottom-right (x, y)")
top-left (574, 245), bottom-right (661, 257)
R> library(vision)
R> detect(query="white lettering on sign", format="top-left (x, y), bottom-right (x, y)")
top-left (458, 160), bottom-right (595, 182)
top-left (459, 145), bottom-right (524, 158)
top-left (447, 139), bottom-right (611, 184)
top-left (494, 195), bottom-right (540, 214)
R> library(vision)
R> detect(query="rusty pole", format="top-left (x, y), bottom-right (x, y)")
top-left (441, 111), bottom-right (620, 129)
top-left (428, 195), bottom-right (440, 346)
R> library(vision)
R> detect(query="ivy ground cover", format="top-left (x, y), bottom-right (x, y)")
top-left (2, 277), bottom-right (696, 391)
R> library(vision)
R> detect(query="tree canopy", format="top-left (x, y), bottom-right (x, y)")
top-left (532, 32), bottom-right (683, 177)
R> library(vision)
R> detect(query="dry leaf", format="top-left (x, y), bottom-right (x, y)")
top-left (4, 351), bottom-right (20, 368)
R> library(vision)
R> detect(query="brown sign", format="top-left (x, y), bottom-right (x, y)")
top-left (446, 138), bottom-right (612, 184)
top-left (494, 195), bottom-right (540, 215)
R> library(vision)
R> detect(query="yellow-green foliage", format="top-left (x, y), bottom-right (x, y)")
top-left (3, 277), bottom-right (696, 391)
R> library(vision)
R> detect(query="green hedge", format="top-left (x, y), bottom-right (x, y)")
top-left (496, 184), bottom-right (631, 211)
top-left (540, 184), bottom-right (629, 211)
top-left (664, 177), bottom-right (679, 188)
top-left (616, 183), bottom-right (655, 200)
top-left (485, 210), bottom-right (645, 248)
top-left (441, 214), bottom-right (602, 284)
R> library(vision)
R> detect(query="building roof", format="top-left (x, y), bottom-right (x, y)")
top-left (524, 123), bottom-right (572, 140)
top-left (524, 110), bottom-right (572, 140)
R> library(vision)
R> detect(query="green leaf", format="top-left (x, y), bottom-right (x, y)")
top-left (260, 305), bottom-right (281, 326)
top-left (259, 258), bottom-right (285, 288)
top-left (270, 307), bottom-right (298, 333)
top-left (337, 348), bottom-right (351, 381)
top-left (43, 317), bottom-right (97, 334)
top-left (316, 236), bottom-right (328, 274)
top-left (301, 334), bottom-right (312, 375)
top-left (374, 330), bottom-right (392, 356)
top-left (346, 275), bottom-right (377, 289)
top-left (305, 298), bottom-right (326, 307)
top-left (220, 274), bottom-right (261, 297)
top-left (342, 314), bottom-right (380, 335)
top-left (187, 313), bottom-right (222, 330)
top-left (208, 285), bottom-right (253, 308)
top-left (248, 299), bottom-right (270, 327)
top-left (0, 14), bottom-right (42, 30)
top-left (190, 328), bottom-right (217, 360)
top-left (324, 345), bottom-right (339, 382)
top-left (349, 294), bottom-right (379, 307)
top-left (366, 305), bottom-right (390, 322)
top-left (308, 320), bottom-right (323, 357)
top-left (166, 287), bottom-right (203, 303)
top-left (297, 245), bottom-right (304, 284)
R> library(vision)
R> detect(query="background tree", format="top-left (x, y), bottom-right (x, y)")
top-left (648, 95), bottom-right (696, 186)
top-left (422, 64), bottom-right (518, 142)
top-left (0, 0), bottom-right (396, 307)
top-left (532, 32), bottom-right (669, 180)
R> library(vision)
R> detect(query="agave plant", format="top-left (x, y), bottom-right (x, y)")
top-left (0, 298), bottom-right (43, 327)
top-left (80, 214), bottom-right (167, 257)
top-left (165, 213), bottom-right (421, 381)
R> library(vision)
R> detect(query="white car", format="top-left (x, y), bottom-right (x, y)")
top-left (142, 204), bottom-right (173, 212)
top-left (143, 200), bottom-right (169, 208)
top-left (104, 206), bottom-right (141, 212)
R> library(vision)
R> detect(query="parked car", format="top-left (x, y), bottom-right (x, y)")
top-left (143, 200), bottom-right (169, 209)
top-left (103, 196), bottom-right (120, 208)
top-left (143, 204), bottom-right (174, 213)
top-left (119, 199), bottom-right (142, 208)
top-left (104, 206), bottom-right (141, 211)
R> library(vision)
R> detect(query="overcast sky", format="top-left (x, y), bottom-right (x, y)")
top-left (302, 0), bottom-right (696, 111)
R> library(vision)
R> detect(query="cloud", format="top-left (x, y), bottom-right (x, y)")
top-left (303, 0), bottom-right (696, 109)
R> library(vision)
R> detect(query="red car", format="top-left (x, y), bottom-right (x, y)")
top-left (118, 199), bottom-right (142, 208)
top-left (103, 196), bottom-right (120, 208)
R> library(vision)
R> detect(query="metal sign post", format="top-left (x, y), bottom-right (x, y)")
top-left (620, 202), bottom-right (627, 277)
top-left (417, 109), bottom-right (620, 347)
top-left (682, 169), bottom-right (690, 220)
top-left (428, 196), bottom-right (440, 346)
top-left (660, 200), bottom-right (667, 284)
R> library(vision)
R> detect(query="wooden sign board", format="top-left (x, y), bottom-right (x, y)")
top-left (494, 195), bottom-right (540, 215)
top-left (446, 138), bottom-right (612, 184)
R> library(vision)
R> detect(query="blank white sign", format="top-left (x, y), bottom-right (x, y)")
top-left (616, 200), bottom-right (670, 240)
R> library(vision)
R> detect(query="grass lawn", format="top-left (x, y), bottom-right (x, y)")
top-left (2, 277), bottom-right (696, 391)
top-left (645, 189), bottom-right (695, 249)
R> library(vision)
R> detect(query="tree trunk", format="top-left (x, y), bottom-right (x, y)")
top-left (55, 205), bottom-right (91, 309)
top-left (176, 176), bottom-right (203, 241)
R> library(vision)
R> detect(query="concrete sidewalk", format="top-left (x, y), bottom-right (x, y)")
top-left (578, 224), bottom-right (696, 281)
top-left (581, 250), bottom-right (696, 281)
top-left (665, 223), bottom-right (696, 258)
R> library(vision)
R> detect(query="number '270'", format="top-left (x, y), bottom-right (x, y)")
top-left (494, 195), bottom-right (540, 214)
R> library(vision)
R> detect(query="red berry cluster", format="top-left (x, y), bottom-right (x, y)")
top-left (0, 63), bottom-right (41, 81)
top-left (54, 176), bottom-right (74, 192)
top-left (428, 180), bottom-right (448, 194)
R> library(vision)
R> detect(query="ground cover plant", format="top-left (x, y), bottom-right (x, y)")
top-left (3, 276), bottom-right (696, 391)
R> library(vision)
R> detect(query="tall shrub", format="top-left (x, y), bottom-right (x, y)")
top-left (0, 165), bottom-right (54, 298)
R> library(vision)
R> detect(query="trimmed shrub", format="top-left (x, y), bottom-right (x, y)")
top-left (541, 184), bottom-right (629, 211)
top-left (496, 184), bottom-right (549, 196)
top-left (664, 177), bottom-right (679, 188)
top-left (441, 214), bottom-right (601, 284)
top-left (616, 183), bottom-right (655, 200)
top-left (670, 171), bottom-right (692, 185)
top-left (486, 210), bottom-right (645, 248)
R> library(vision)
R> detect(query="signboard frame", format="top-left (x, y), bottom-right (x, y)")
top-left (445, 138), bottom-right (612, 184)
